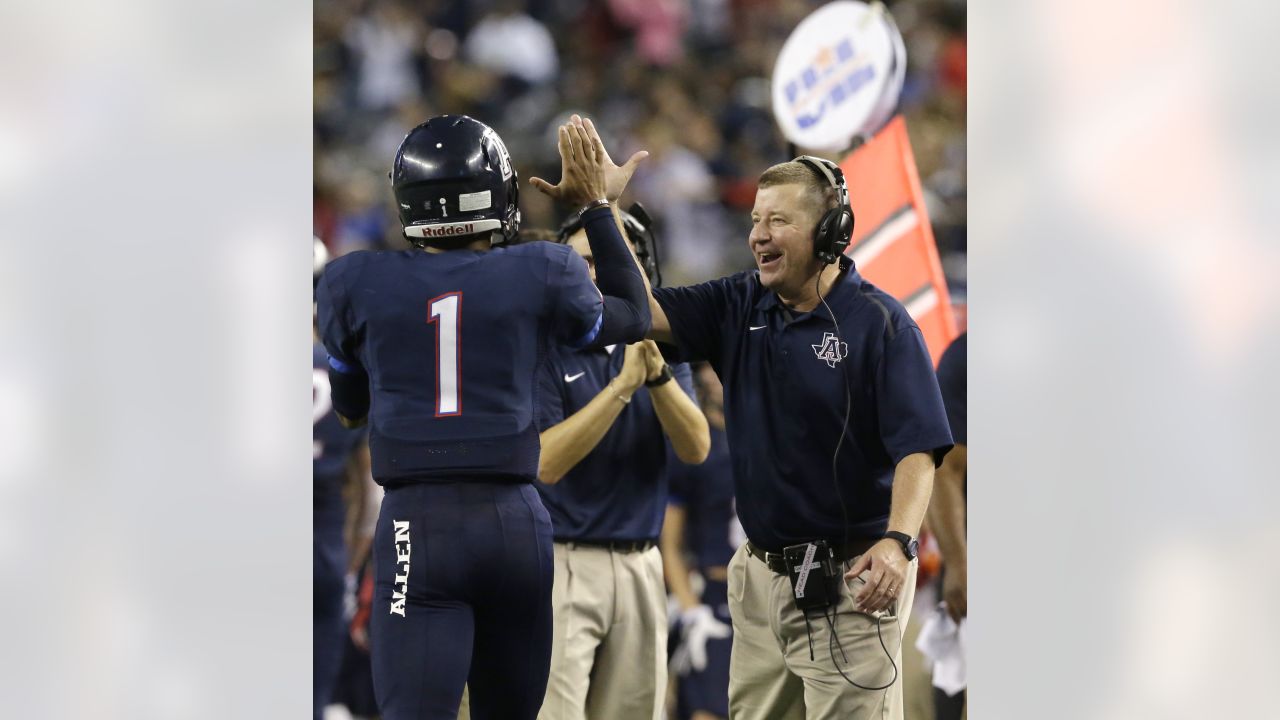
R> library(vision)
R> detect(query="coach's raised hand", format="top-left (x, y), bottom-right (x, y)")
top-left (579, 115), bottom-right (648, 201)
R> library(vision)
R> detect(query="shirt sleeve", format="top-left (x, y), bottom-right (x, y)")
top-left (549, 245), bottom-right (605, 348)
top-left (652, 275), bottom-right (744, 363)
top-left (876, 325), bottom-right (954, 466)
top-left (935, 334), bottom-right (967, 445)
top-left (534, 353), bottom-right (567, 433)
top-left (315, 261), bottom-right (364, 373)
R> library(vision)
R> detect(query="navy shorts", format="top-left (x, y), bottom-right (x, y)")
top-left (369, 481), bottom-right (554, 720)
top-left (676, 579), bottom-right (732, 719)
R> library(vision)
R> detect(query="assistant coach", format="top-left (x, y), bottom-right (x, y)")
top-left (645, 157), bottom-right (952, 719)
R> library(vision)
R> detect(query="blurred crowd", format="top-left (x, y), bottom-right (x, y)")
top-left (314, 0), bottom-right (966, 293)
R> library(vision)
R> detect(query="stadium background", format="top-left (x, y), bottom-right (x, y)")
top-left (314, 0), bottom-right (966, 311)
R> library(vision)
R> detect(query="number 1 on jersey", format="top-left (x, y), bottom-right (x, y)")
top-left (428, 292), bottom-right (462, 416)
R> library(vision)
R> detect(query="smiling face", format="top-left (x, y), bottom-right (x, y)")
top-left (749, 183), bottom-right (825, 298)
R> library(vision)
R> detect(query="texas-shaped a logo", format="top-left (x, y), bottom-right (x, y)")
top-left (811, 332), bottom-right (848, 367)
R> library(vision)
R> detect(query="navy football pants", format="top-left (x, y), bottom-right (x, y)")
top-left (676, 579), bottom-right (732, 720)
top-left (314, 515), bottom-right (347, 720)
top-left (370, 482), bottom-right (554, 720)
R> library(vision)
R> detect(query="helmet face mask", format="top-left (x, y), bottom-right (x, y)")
top-left (392, 115), bottom-right (521, 248)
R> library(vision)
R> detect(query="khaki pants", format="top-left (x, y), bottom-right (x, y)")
top-left (727, 544), bottom-right (918, 720)
top-left (538, 543), bottom-right (668, 720)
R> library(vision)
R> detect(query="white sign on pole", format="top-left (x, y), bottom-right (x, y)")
top-left (771, 1), bottom-right (906, 151)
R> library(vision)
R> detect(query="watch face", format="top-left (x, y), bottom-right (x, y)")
top-left (906, 539), bottom-right (919, 558)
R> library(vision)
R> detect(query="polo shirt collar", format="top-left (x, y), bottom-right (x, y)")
top-left (752, 263), bottom-right (862, 317)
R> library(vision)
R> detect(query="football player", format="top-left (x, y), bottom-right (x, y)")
top-left (315, 114), bottom-right (650, 720)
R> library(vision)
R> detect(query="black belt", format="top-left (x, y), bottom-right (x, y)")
top-left (745, 538), bottom-right (879, 575)
top-left (558, 539), bottom-right (656, 553)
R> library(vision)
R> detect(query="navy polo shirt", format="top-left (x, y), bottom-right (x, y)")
top-left (535, 344), bottom-right (696, 542)
top-left (653, 266), bottom-right (953, 552)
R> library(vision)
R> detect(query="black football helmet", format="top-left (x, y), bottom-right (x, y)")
top-left (556, 202), bottom-right (663, 287)
top-left (391, 115), bottom-right (520, 246)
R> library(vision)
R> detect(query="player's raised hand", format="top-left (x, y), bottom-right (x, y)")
top-left (530, 118), bottom-right (609, 207)
top-left (579, 115), bottom-right (649, 201)
top-left (528, 123), bottom-right (577, 202)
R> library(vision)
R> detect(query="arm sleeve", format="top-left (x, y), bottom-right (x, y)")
top-left (316, 263), bottom-right (363, 370)
top-left (327, 359), bottom-right (370, 422)
top-left (935, 334), bottom-right (967, 445)
top-left (580, 206), bottom-right (650, 347)
top-left (652, 275), bottom-right (742, 363)
top-left (316, 266), bottom-right (370, 420)
top-left (550, 249), bottom-right (606, 348)
top-left (876, 325), bottom-right (954, 466)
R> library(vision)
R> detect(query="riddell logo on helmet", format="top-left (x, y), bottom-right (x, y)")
top-left (421, 223), bottom-right (474, 237)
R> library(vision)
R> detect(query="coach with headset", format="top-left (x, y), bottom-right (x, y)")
top-left (645, 157), bottom-right (952, 719)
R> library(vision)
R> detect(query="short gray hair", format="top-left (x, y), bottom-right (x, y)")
top-left (757, 161), bottom-right (838, 217)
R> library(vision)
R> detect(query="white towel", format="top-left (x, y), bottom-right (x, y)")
top-left (914, 604), bottom-right (967, 696)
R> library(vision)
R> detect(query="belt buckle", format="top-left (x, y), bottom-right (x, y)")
top-left (767, 551), bottom-right (787, 574)
top-left (750, 544), bottom-right (787, 574)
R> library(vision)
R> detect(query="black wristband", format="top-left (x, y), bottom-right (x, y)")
top-left (645, 364), bottom-right (674, 388)
top-left (883, 531), bottom-right (919, 561)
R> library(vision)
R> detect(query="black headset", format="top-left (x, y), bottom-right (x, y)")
top-left (793, 155), bottom-right (855, 265)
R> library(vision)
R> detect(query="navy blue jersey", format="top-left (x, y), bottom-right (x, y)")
top-left (314, 343), bottom-right (368, 515)
top-left (534, 345), bottom-right (696, 542)
top-left (316, 242), bottom-right (603, 485)
top-left (668, 428), bottom-right (742, 571)
top-left (936, 332), bottom-right (967, 446)
top-left (653, 267), bottom-right (953, 551)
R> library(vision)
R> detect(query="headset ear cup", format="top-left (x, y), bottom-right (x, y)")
top-left (831, 209), bottom-right (854, 259)
top-left (814, 208), bottom-right (841, 264)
